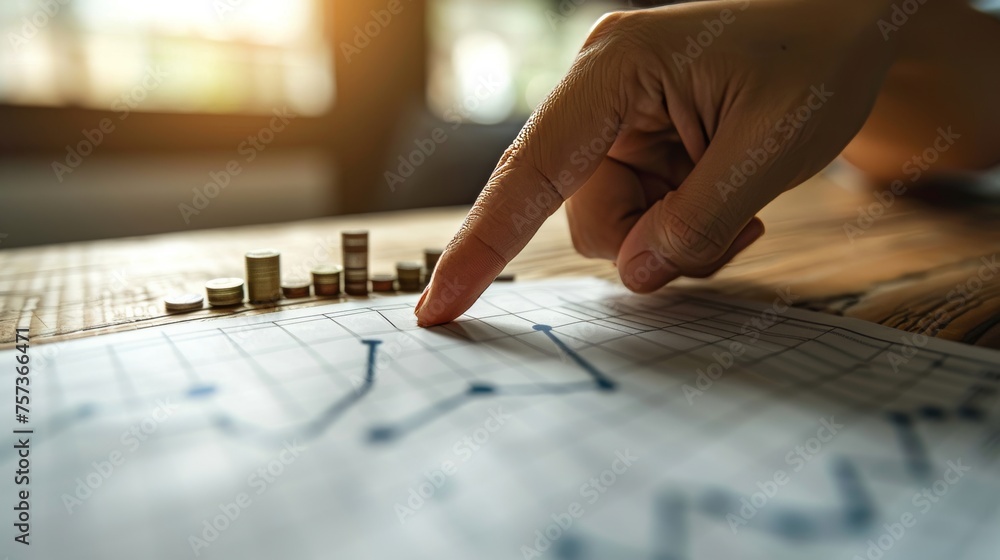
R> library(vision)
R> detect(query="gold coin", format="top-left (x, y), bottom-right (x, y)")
top-left (424, 248), bottom-right (443, 273)
top-left (312, 264), bottom-right (343, 277)
top-left (245, 249), bottom-right (280, 260)
top-left (206, 277), bottom-right (243, 290)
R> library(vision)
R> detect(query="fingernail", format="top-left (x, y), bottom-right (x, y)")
top-left (414, 285), bottom-right (430, 317)
top-left (621, 250), bottom-right (680, 293)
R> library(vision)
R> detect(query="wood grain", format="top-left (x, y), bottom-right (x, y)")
top-left (2, 172), bottom-right (999, 349)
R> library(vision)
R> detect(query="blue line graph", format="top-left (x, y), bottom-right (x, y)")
top-left (532, 324), bottom-right (616, 390)
top-left (204, 324), bottom-right (618, 445)
top-left (214, 338), bottom-right (385, 443)
top-left (5, 281), bottom-right (999, 560)
top-left (554, 458), bottom-right (875, 560)
top-left (886, 411), bottom-right (933, 481)
top-left (368, 324), bottom-right (617, 442)
top-left (361, 339), bottom-right (381, 383)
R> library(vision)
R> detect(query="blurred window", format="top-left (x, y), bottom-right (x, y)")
top-left (0, 0), bottom-right (333, 115)
top-left (428, 0), bottom-right (619, 124)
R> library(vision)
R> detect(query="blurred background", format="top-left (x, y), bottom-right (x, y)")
top-left (0, 0), bottom-right (661, 248)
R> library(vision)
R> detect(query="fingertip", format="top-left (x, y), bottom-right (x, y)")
top-left (415, 273), bottom-right (463, 327)
top-left (616, 216), bottom-right (765, 292)
top-left (415, 277), bottom-right (456, 327)
top-left (413, 285), bottom-right (430, 317)
top-left (619, 250), bottom-right (681, 293)
top-left (414, 235), bottom-right (504, 327)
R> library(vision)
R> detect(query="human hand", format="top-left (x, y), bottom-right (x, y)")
top-left (416, 0), bottom-right (900, 326)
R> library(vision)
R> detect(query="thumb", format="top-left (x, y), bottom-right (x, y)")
top-left (616, 138), bottom-right (771, 293)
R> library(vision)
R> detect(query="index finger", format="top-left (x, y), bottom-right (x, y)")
top-left (414, 16), bottom-right (628, 326)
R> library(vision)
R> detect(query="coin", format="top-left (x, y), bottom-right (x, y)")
top-left (246, 249), bottom-right (281, 303)
top-left (315, 283), bottom-right (340, 296)
top-left (206, 277), bottom-right (243, 291)
top-left (205, 277), bottom-right (244, 307)
top-left (164, 293), bottom-right (204, 313)
top-left (371, 274), bottom-right (396, 293)
top-left (312, 264), bottom-right (342, 297)
top-left (424, 248), bottom-right (443, 276)
top-left (342, 230), bottom-right (369, 296)
top-left (282, 280), bottom-right (311, 299)
top-left (396, 261), bottom-right (422, 292)
top-left (312, 264), bottom-right (343, 276)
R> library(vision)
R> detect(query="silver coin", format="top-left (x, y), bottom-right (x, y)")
top-left (164, 293), bottom-right (204, 312)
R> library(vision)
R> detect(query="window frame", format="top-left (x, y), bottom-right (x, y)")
top-left (0, 0), bottom-right (428, 214)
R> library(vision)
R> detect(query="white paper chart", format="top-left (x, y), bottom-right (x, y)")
top-left (2, 279), bottom-right (999, 560)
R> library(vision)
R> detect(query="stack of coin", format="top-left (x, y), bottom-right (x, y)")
top-left (424, 248), bottom-right (443, 278)
top-left (245, 249), bottom-right (281, 303)
top-left (205, 278), bottom-right (244, 306)
top-left (371, 274), bottom-right (396, 293)
top-left (164, 293), bottom-right (204, 313)
top-left (281, 279), bottom-right (311, 299)
top-left (396, 262), bottom-right (422, 292)
top-left (312, 264), bottom-right (342, 296)
top-left (342, 231), bottom-right (369, 295)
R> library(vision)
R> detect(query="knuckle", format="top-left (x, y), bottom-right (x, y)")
top-left (584, 10), bottom-right (645, 59)
top-left (654, 198), bottom-right (732, 267)
top-left (585, 11), bottom-right (643, 45)
top-left (580, 10), bottom-right (654, 107)
top-left (587, 11), bottom-right (630, 45)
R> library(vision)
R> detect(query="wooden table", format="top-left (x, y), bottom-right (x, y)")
top-left (3, 171), bottom-right (1000, 349)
